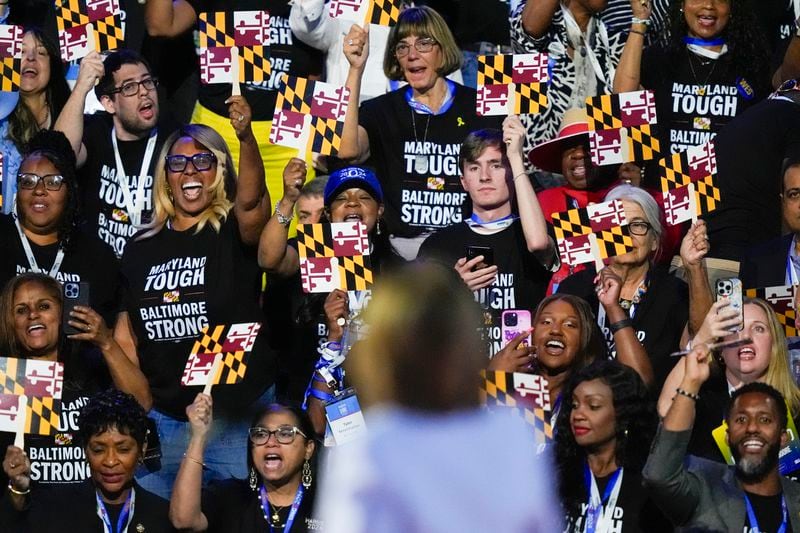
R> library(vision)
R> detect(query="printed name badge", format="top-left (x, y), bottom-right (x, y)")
top-left (324, 389), bottom-right (367, 445)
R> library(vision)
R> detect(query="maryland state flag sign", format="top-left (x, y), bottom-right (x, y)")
top-left (551, 200), bottom-right (634, 267)
top-left (198, 10), bottom-right (271, 85)
top-left (585, 90), bottom-right (659, 166)
top-left (480, 371), bottom-right (552, 445)
top-left (55, 0), bottom-right (124, 61)
top-left (270, 75), bottom-right (350, 156)
top-left (658, 142), bottom-right (721, 225)
top-left (0, 357), bottom-right (63, 436)
top-left (328, 0), bottom-right (402, 27)
top-left (0, 25), bottom-right (22, 92)
top-left (476, 53), bottom-right (548, 116)
top-left (297, 221), bottom-right (373, 293)
top-left (745, 285), bottom-right (798, 338)
top-left (182, 323), bottom-right (262, 386)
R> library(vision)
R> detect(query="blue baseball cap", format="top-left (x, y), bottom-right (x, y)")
top-left (324, 166), bottom-right (383, 206)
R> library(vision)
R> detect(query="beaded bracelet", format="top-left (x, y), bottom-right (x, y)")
top-left (631, 16), bottom-right (650, 26)
top-left (675, 387), bottom-right (700, 401)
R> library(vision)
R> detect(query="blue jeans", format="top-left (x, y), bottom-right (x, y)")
top-left (135, 385), bottom-right (276, 499)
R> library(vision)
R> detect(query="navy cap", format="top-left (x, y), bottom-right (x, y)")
top-left (324, 166), bottom-right (383, 206)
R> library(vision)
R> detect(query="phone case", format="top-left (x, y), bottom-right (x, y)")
top-left (62, 282), bottom-right (90, 335)
top-left (715, 278), bottom-right (743, 332)
top-left (501, 310), bottom-right (532, 348)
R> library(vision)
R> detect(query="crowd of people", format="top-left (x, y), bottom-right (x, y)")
top-left (0, 0), bottom-right (798, 530)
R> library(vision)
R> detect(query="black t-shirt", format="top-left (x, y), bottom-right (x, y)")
top-left (567, 469), bottom-right (672, 533)
top-left (359, 84), bottom-right (502, 238)
top-left (79, 113), bottom-right (174, 258)
top-left (703, 98), bottom-right (800, 260)
top-left (418, 220), bottom-right (551, 356)
top-left (186, 0), bottom-right (324, 121)
top-left (202, 478), bottom-right (322, 532)
top-left (557, 266), bottom-right (688, 388)
top-left (744, 491), bottom-right (793, 533)
top-left (0, 480), bottom-right (174, 533)
top-left (641, 46), bottom-right (768, 155)
top-left (120, 215), bottom-right (275, 419)
top-left (0, 215), bottom-right (121, 327)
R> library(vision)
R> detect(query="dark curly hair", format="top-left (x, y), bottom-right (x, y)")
top-left (530, 294), bottom-right (608, 376)
top-left (77, 389), bottom-right (149, 450)
top-left (20, 129), bottom-right (80, 250)
top-left (7, 28), bottom-right (70, 151)
top-left (666, 0), bottom-right (769, 92)
top-left (245, 403), bottom-right (318, 489)
top-left (554, 360), bottom-right (658, 522)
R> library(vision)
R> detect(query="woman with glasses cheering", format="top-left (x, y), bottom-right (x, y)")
top-left (557, 184), bottom-right (712, 390)
top-left (171, 393), bottom-right (322, 532)
top-left (115, 103), bottom-right (277, 499)
top-left (338, 6), bottom-right (501, 260)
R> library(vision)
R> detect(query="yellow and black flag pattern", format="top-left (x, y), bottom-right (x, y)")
top-left (55, 0), bottom-right (124, 60)
top-left (198, 10), bottom-right (271, 85)
top-left (480, 371), bottom-right (553, 444)
top-left (585, 90), bottom-right (659, 166)
top-left (745, 285), bottom-right (798, 338)
top-left (367, 0), bottom-right (401, 26)
top-left (297, 222), bottom-right (373, 293)
top-left (181, 323), bottom-right (262, 387)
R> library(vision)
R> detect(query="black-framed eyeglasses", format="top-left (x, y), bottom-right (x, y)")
top-left (108, 77), bottom-right (159, 97)
top-left (17, 173), bottom-right (65, 191)
top-left (394, 37), bottom-right (437, 57)
top-left (628, 221), bottom-right (652, 236)
top-left (248, 425), bottom-right (308, 446)
top-left (165, 153), bottom-right (217, 173)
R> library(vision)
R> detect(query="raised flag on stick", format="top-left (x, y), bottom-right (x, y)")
top-left (182, 323), bottom-right (263, 392)
top-left (0, 24), bottom-right (23, 92)
top-left (476, 53), bottom-right (548, 116)
top-left (552, 199), bottom-right (634, 270)
top-left (585, 90), bottom-right (659, 166)
top-left (0, 357), bottom-right (64, 447)
top-left (55, 0), bottom-right (123, 61)
top-left (328, 0), bottom-right (402, 27)
top-left (198, 11), bottom-right (271, 87)
top-left (658, 142), bottom-right (720, 226)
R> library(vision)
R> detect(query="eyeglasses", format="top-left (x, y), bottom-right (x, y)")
top-left (628, 221), bottom-right (652, 236)
top-left (165, 153), bottom-right (217, 173)
top-left (248, 425), bottom-right (308, 445)
top-left (108, 77), bottom-right (159, 97)
top-left (394, 38), bottom-right (437, 57)
top-left (17, 173), bottom-right (65, 191)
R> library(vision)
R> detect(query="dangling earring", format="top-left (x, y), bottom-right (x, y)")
top-left (302, 460), bottom-right (312, 489)
top-left (376, 219), bottom-right (382, 235)
top-left (249, 467), bottom-right (258, 491)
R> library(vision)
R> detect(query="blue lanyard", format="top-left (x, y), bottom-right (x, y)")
top-left (259, 483), bottom-right (305, 533)
top-left (404, 79), bottom-right (456, 115)
top-left (683, 36), bottom-right (726, 47)
top-left (744, 493), bottom-right (787, 533)
top-left (95, 489), bottom-right (134, 533)
top-left (583, 464), bottom-right (623, 533)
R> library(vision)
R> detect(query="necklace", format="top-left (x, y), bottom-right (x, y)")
top-left (687, 50), bottom-right (717, 96)
top-left (268, 501), bottom-right (285, 526)
top-left (411, 109), bottom-right (431, 174)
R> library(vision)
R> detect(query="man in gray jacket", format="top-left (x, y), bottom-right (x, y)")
top-left (644, 346), bottom-right (800, 531)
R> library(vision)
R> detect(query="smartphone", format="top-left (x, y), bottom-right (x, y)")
top-left (502, 310), bottom-right (532, 348)
top-left (466, 245), bottom-right (494, 269)
top-left (715, 277), bottom-right (743, 332)
top-left (62, 282), bottom-right (90, 336)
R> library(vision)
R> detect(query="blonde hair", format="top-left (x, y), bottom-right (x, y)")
top-left (137, 125), bottom-right (234, 240)
top-left (383, 6), bottom-right (462, 81)
top-left (346, 264), bottom-right (484, 411)
top-left (747, 298), bottom-right (800, 415)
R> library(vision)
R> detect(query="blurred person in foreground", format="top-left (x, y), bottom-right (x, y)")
top-left (316, 263), bottom-right (561, 532)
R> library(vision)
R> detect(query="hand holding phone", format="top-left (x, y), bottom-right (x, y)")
top-left (502, 310), bottom-right (532, 348)
top-left (715, 278), bottom-right (743, 332)
top-left (466, 246), bottom-right (494, 271)
top-left (62, 282), bottom-right (90, 336)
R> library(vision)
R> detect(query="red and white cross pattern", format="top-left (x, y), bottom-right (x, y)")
top-left (22, 360), bottom-right (63, 399)
top-left (0, 394), bottom-right (20, 431)
top-left (200, 47), bottom-right (235, 84)
top-left (269, 109), bottom-right (308, 150)
top-left (310, 84), bottom-right (350, 121)
top-left (476, 84), bottom-right (510, 116)
top-left (587, 199), bottom-right (627, 233)
top-left (513, 373), bottom-right (551, 410)
top-left (663, 186), bottom-right (694, 226)
top-left (232, 11), bottom-right (270, 46)
top-left (300, 257), bottom-right (340, 293)
top-left (221, 323), bottom-right (262, 353)
top-left (331, 222), bottom-right (369, 256)
top-left (589, 129), bottom-right (625, 166)
top-left (86, 0), bottom-right (118, 21)
top-left (686, 142), bottom-right (717, 180)
top-left (328, 0), bottom-right (365, 19)
top-left (59, 25), bottom-right (93, 62)
top-left (0, 25), bottom-right (22, 58)
top-left (619, 90), bottom-right (657, 128)
top-left (181, 352), bottom-right (218, 386)
top-left (558, 234), bottom-right (595, 267)
top-left (511, 53), bottom-right (548, 83)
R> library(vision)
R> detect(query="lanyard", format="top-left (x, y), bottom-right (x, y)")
top-left (404, 79), bottom-right (456, 115)
top-left (259, 483), bottom-right (305, 533)
top-left (466, 213), bottom-right (518, 233)
top-left (95, 488), bottom-right (135, 533)
top-left (14, 215), bottom-right (64, 278)
top-left (584, 464), bottom-right (623, 533)
top-left (787, 253), bottom-right (800, 286)
top-left (111, 127), bottom-right (157, 228)
top-left (684, 37), bottom-right (729, 60)
top-left (744, 493), bottom-right (787, 533)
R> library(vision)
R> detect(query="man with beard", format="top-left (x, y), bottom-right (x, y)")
top-left (55, 49), bottom-right (173, 258)
top-left (643, 345), bottom-right (800, 531)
